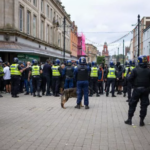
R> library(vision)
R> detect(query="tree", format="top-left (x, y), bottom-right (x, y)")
top-left (97, 56), bottom-right (105, 65)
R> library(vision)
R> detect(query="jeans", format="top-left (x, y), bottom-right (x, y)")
top-left (64, 78), bottom-right (73, 89)
top-left (77, 81), bottom-right (89, 106)
top-left (24, 79), bottom-right (33, 94)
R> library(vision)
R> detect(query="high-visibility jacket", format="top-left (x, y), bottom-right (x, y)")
top-left (130, 66), bottom-right (135, 71)
top-left (124, 67), bottom-right (129, 77)
top-left (107, 68), bottom-right (116, 78)
top-left (10, 64), bottom-right (21, 76)
top-left (32, 65), bottom-right (40, 76)
top-left (52, 65), bottom-right (60, 76)
top-left (0, 66), bottom-right (4, 77)
top-left (90, 67), bottom-right (98, 77)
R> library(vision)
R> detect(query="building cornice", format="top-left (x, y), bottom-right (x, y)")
top-left (0, 28), bottom-right (71, 54)
top-left (50, 0), bottom-right (72, 24)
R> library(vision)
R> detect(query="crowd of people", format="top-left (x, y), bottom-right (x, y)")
top-left (0, 55), bottom-right (150, 126)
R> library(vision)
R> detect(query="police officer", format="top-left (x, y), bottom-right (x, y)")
top-left (0, 58), bottom-right (4, 97)
top-left (74, 57), bottom-right (90, 109)
top-left (52, 59), bottom-right (61, 97)
top-left (89, 61), bottom-right (100, 97)
top-left (10, 57), bottom-right (27, 98)
top-left (125, 55), bottom-right (150, 126)
top-left (74, 61), bottom-right (78, 69)
top-left (64, 60), bottom-right (74, 89)
top-left (122, 61), bottom-right (130, 97)
top-left (105, 61), bottom-right (117, 97)
top-left (29, 59), bottom-right (42, 97)
top-left (126, 60), bottom-right (135, 102)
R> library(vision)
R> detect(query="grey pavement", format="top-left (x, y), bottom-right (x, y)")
top-left (0, 92), bottom-right (150, 150)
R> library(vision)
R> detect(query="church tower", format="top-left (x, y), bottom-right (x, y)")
top-left (102, 42), bottom-right (109, 56)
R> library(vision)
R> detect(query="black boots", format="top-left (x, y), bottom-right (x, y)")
top-left (140, 118), bottom-right (145, 127)
top-left (75, 105), bottom-right (80, 109)
top-left (96, 94), bottom-right (100, 97)
top-left (85, 106), bottom-right (89, 109)
top-left (106, 93), bottom-right (109, 97)
top-left (112, 95), bottom-right (116, 97)
top-left (125, 118), bottom-right (132, 125)
top-left (123, 93), bottom-right (126, 97)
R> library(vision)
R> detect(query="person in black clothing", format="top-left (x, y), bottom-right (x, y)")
top-left (104, 64), bottom-right (108, 92)
top-left (19, 62), bottom-right (25, 93)
top-left (42, 59), bottom-right (52, 96)
top-left (24, 61), bottom-right (33, 95)
top-left (125, 55), bottom-right (150, 127)
top-left (117, 65), bottom-right (123, 95)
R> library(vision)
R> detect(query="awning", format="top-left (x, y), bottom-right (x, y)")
top-left (0, 41), bottom-right (77, 60)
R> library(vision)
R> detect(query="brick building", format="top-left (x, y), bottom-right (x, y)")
top-left (70, 21), bottom-right (78, 60)
top-left (86, 44), bottom-right (98, 63)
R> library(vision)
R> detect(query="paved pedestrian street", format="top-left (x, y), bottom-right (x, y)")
top-left (0, 93), bottom-right (150, 150)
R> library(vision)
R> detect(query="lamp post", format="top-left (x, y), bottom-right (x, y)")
top-left (138, 14), bottom-right (140, 57)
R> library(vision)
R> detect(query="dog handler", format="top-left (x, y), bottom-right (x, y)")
top-left (74, 57), bottom-right (90, 109)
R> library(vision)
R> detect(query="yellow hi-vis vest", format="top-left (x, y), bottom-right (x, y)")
top-left (10, 64), bottom-right (21, 76)
top-left (90, 67), bottom-right (98, 77)
top-left (124, 67), bottom-right (129, 77)
top-left (107, 68), bottom-right (116, 78)
top-left (130, 66), bottom-right (135, 71)
top-left (52, 65), bottom-right (60, 76)
top-left (0, 66), bottom-right (4, 77)
top-left (32, 66), bottom-right (40, 76)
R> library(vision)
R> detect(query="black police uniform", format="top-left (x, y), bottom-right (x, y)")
top-left (125, 66), bottom-right (150, 126)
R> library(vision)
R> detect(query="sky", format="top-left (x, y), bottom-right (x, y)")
top-left (62, 0), bottom-right (150, 55)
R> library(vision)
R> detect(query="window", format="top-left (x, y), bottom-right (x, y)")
top-left (27, 11), bottom-right (31, 35)
top-left (41, 0), bottom-right (43, 12)
top-left (19, 6), bottom-right (24, 31)
top-left (50, 27), bottom-right (53, 43)
top-left (33, 15), bottom-right (37, 37)
top-left (33, 0), bottom-right (37, 7)
top-left (46, 25), bottom-right (49, 42)
top-left (58, 33), bottom-right (61, 47)
top-left (41, 21), bottom-right (44, 40)
top-left (47, 5), bottom-right (49, 18)
top-left (50, 8), bottom-right (53, 20)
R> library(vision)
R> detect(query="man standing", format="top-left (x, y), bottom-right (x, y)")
top-left (52, 59), bottom-right (61, 97)
top-left (125, 55), bottom-right (150, 126)
top-left (3, 62), bottom-right (11, 93)
top-left (64, 60), bottom-right (74, 89)
top-left (105, 61), bottom-right (117, 97)
top-left (0, 58), bottom-right (4, 97)
top-left (122, 61), bottom-right (130, 97)
top-left (10, 57), bottom-right (27, 98)
top-left (98, 64), bottom-right (104, 94)
top-left (42, 59), bottom-right (52, 96)
top-left (29, 59), bottom-right (42, 97)
top-left (74, 57), bottom-right (90, 109)
top-left (24, 61), bottom-right (33, 95)
top-left (89, 61), bottom-right (100, 97)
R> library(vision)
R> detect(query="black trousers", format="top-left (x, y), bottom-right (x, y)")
top-left (106, 78), bottom-right (115, 96)
top-left (32, 76), bottom-right (41, 94)
top-left (52, 77), bottom-right (60, 94)
top-left (90, 78), bottom-right (98, 95)
top-left (98, 81), bottom-right (103, 93)
top-left (11, 75), bottom-right (21, 96)
top-left (41, 75), bottom-right (50, 95)
top-left (128, 88), bottom-right (150, 119)
top-left (127, 82), bottom-right (132, 100)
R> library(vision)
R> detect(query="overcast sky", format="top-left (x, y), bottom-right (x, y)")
top-left (62, 0), bottom-right (150, 55)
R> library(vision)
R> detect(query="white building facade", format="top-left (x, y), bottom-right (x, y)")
top-left (0, 0), bottom-right (72, 63)
top-left (143, 26), bottom-right (150, 56)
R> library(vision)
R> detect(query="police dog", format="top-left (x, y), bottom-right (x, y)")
top-left (61, 88), bottom-right (84, 109)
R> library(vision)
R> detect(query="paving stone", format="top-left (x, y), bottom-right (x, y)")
top-left (0, 93), bottom-right (150, 150)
